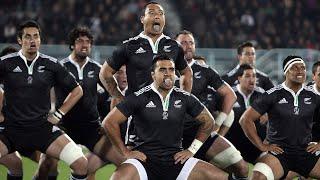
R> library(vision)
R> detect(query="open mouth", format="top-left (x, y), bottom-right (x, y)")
top-left (152, 22), bottom-right (161, 31)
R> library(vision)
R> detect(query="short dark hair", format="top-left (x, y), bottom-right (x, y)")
top-left (151, 54), bottom-right (174, 71)
top-left (237, 64), bottom-right (254, 77)
top-left (17, 20), bottom-right (41, 39)
top-left (237, 41), bottom-right (254, 55)
top-left (68, 26), bottom-right (94, 51)
top-left (312, 61), bottom-right (320, 75)
top-left (141, 1), bottom-right (161, 17)
top-left (175, 30), bottom-right (193, 40)
top-left (0, 46), bottom-right (18, 57)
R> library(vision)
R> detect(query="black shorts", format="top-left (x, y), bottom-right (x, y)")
top-left (0, 123), bottom-right (63, 155)
top-left (62, 121), bottom-right (102, 152)
top-left (271, 148), bottom-right (320, 178)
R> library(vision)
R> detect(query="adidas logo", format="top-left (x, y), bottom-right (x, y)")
top-left (145, 101), bottom-right (156, 108)
top-left (13, 66), bottom-right (22, 73)
top-left (135, 47), bottom-right (146, 54)
top-left (278, 98), bottom-right (288, 104)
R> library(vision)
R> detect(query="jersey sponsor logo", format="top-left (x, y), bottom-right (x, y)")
top-left (174, 100), bottom-right (182, 108)
top-left (233, 101), bottom-right (241, 108)
top-left (13, 66), bottom-right (22, 73)
top-left (87, 71), bottom-right (94, 78)
top-left (135, 47), bottom-right (146, 54)
top-left (304, 97), bottom-right (311, 104)
top-left (278, 98), bottom-right (288, 104)
top-left (194, 71), bottom-right (201, 79)
top-left (163, 45), bottom-right (171, 52)
top-left (37, 65), bottom-right (45, 73)
top-left (146, 101), bottom-right (156, 108)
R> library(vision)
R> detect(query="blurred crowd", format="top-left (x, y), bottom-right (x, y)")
top-left (1, 0), bottom-right (320, 49)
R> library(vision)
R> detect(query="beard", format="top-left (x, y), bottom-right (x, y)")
top-left (75, 52), bottom-right (88, 61)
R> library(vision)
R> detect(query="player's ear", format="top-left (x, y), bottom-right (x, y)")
top-left (17, 37), bottom-right (22, 46)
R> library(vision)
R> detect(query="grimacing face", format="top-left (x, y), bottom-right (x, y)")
top-left (18, 27), bottom-right (41, 56)
top-left (238, 47), bottom-right (256, 66)
top-left (141, 3), bottom-right (165, 36)
top-left (286, 63), bottom-right (306, 84)
top-left (239, 69), bottom-right (256, 92)
top-left (114, 65), bottom-right (127, 91)
top-left (74, 35), bottom-right (92, 60)
top-left (152, 60), bottom-right (175, 90)
top-left (176, 34), bottom-right (195, 62)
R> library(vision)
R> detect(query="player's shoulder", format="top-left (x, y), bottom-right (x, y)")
top-left (256, 69), bottom-right (269, 78)
top-left (88, 58), bottom-right (102, 68)
top-left (266, 84), bottom-right (283, 95)
top-left (254, 86), bottom-right (265, 94)
top-left (134, 85), bottom-right (152, 97)
top-left (0, 52), bottom-right (19, 61)
top-left (39, 53), bottom-right (58, 63)
top-left (193, 61), bottom-right (210, 69)
top-left (304, 84), bottom-right (319, 95)
top-left (173, 87), bottom-right (191, 96)
top-left (226, 66), bottom-right (239, 77)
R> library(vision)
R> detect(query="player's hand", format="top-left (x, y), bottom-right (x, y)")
top-left (47, 113), bottom-right (60, 125)
top-left (306, 142), bottom-right (320, 154)
top-left (0, 112), bottom-right (4, 123)
top-left (174, 150), bottom-right (193, 164)
top-left (260, 144), bottom-right (284, 155)
top-left (124, 150), bottom-right (147, 162)
top-left (259, 114), bottom-right (268, 125)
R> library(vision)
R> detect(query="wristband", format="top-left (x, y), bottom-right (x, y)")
top-left (215, 112), bottom-right (228, 126)
top-left (188, 139), bottom-right (203, 154)
top-left (53, 109), bottom-right (65, 120)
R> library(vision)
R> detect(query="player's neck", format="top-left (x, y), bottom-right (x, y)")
top-left (144, 32), bottom-right (162, 43)
top-left (158, 87), bottom-right (170, 99)
top-left (240, 86), bottom-right (252, 97)
top-left (22, 51), bottom-right (37, 61)
top-left (285, 81), bottom-right (303, 93)
top-left (71, 53), bottom-right (87, 68)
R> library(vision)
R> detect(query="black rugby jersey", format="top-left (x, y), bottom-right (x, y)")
top-left (226, 85), bottom-right (265, 162)
top-left (252, 83), bottom-right (320, 150)
top-left (189, 60), bottom-right (225, 103)
top-left (107, 32), bottom-right (188, 95)
top-left (55, 56), bottom-right (103, 125)
top-left (0, 51), bottom-right (78, 128)
top-left (116, 84), bottom-right (204, 163)
top-left (222, 64), bottom-right (274, 91)
top-left (309, 83), bottom-right (320, 141)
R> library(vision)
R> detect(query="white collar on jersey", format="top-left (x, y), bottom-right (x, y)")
top-left (18, 50), bottom-right (40, 75)
top-left (188, 59), bottom-right (196, 67)
top-left (281, 82), bottom-right (305, 107)
top-left (313, 83), bottom-right (320, 95)
top-left (151, 82), bottom-right (174, 112)
top-left (236, 84), bottom-right (253, 108)
top-left (138, 32), bottom-right (170, 53)
top-left (68, 55), bottom-right (90, 80)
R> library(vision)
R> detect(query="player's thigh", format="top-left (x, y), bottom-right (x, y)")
top-left (309, 157), bottom-right (320, 178)
top-left (111, 163), bottom-right (140, 180)
top-left (253, 153), bottom-right (284, 179)
top-left (206, 134), bottom-right (231, 157)
top-left (188, 159), bottom-right (228, 180)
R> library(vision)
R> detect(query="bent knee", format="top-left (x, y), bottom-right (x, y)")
top-left (70, 157), bottom-right (88, 173)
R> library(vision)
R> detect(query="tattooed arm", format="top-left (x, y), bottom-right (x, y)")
top-left (194, 107), bottom-right (214, 142)
top-left (99, 62), bottom-right (124, 101)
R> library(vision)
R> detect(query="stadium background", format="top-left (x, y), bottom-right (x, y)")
top-left (0, 0), bottom-right (319, 179)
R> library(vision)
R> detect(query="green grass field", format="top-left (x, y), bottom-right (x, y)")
top-left (0, 156), bottom-right (116, 179)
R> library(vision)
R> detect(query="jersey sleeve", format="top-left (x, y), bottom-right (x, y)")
top-left (54, 62), bottom-right (79, 92)
top-left (0, 58), bottom-right (6, 78)
top-left (251, 91), bottom-right (274, 115)
top-left (116, 94), bottom-right (140, 117)
top-left (106, 44), bottom-right (128, 71)
top-left (207, 67), bottom-right (225, 90)
top-left (186, 93), bottom-right (205, 117)
top-left (175, 45), bottom-right (188, 71)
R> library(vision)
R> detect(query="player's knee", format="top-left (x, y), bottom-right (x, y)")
top-left (210, 146), bottom-right (242, 169)
top-left (222, 110), bottom-right (234, 127)
top-left (59, 141), bottom-right (87, 173)
top-left (230, 159), bottom-right (249, 178)
top-left (252, 162), bottom-right (274, 180)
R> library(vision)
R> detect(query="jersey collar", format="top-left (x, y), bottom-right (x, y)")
top-left (151, 83), bottom-right (174, 112)
top-left (18, 50), bottom-right (40, 75)
top-left (236, 84), bottom-right (253, 108)
top-left (68, 55), bottom-right (90, 80)
top-left (139, 32), bottom-right (170, 53)
top-left (282, 82), bottom-right (304, 107)
top-left (188, 59), bottom-right (196, 67)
